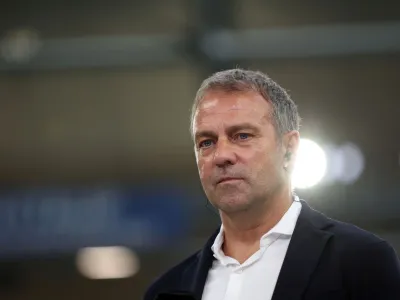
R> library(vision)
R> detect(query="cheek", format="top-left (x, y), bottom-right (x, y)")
top-left (244, 148), bottom-right (266, 163)
top-left (198, 160), bottom-right (214, 187)
top-left (248, 150), bottom-right (277, 174)
top-left (197, 159), bottom-right (207, 179)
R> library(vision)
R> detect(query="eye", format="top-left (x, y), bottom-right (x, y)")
top-left (235, 133), bottom-right (250, 140)
top-left (198, 139), bottom-right (214, 148)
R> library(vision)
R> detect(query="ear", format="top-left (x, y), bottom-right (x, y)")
top-left (282, 131), bottom-right (300, 171)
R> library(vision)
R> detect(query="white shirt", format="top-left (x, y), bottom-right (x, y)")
top-left (201, 198), bottom-right (302, 300)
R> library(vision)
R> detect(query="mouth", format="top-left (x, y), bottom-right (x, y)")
top-left (217, 177), bottom-right (243, 184)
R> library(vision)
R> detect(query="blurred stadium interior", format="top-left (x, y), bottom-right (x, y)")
top-left (0, 0), bottom-right (399, 299)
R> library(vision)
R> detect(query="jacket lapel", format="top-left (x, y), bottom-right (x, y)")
top-left (182, 229), bottom-right (218, 300)
top-left (271, 201), bottom-right (333, 300)
top-left (182, 201), bottom-right (334, 300)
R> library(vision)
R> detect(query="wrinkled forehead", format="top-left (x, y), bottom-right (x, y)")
top-left (193, 90), bottom-right (272, 128)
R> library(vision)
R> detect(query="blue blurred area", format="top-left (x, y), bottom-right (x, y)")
top-left (0, 185), bottom-right (191, 258)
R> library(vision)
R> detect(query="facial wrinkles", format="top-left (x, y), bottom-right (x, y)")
top-left (195, 93), bottom-right (273, 175)
top-left (199, 98), bottom-right (219, 110)
top-left (197, 95), bottom-right (266, 132)
top-left (197, 108), bottom-right (266, 129)
top-left (196, 111), bottom-right (266, 151)
top-left (199, 92), bottom-right (261, 112)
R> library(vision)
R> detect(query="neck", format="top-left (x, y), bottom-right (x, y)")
top-left (219, 188), bottom-right (293, 263)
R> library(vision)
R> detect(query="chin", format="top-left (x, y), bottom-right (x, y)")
top-left (214, 194), bottom-right (252, 213)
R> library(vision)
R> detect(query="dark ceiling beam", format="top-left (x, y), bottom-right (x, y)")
top-left (0, 21), bottom-right (400, 72)
top-left (184, 0), bottom-right (239, 72)
top-left (200, 21), bottom-right (400, 61)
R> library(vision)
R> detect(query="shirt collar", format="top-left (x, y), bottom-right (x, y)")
top-left (211, 225), bottom-right (225, 260)
top-left (267, 195), bottom-right (301, 236)
top-left (211, 196), bottom-right (302, 259)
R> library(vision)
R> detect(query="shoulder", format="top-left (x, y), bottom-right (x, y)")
top-left (327, 217), bottom-right (398, 261)
top-left (304, 202), bottom-right (386, 248)
top-left (143, 228), bottom-right (220, 300)
top-left (309, 206), bottom-right (399, 271)
top-left (304, 202), bottom-right (398, 260)
top-left (307, 205), bottom-right (400, 295)
top-left (143, 250), bottom-right (201, 300)
top-left (328, 219), bottom-right (400, 296)
top-left (327, 217), bottom-right (386, 247)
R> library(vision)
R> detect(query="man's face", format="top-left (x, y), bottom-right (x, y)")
top-left (193, 90), bottom-right (288, 213)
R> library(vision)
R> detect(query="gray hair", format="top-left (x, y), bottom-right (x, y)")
top-left (190, 68), bottom-right (300, 139)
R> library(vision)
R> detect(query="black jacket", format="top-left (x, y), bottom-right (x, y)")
top-left (144, 201), bottom-right (400, 300)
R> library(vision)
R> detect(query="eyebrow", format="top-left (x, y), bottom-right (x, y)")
top-left (194, 130), bottom-right (217, 142)
top-left (194, 123), bottom-right (260, 141)
top-left (226, 123), bottom-right (260, 135)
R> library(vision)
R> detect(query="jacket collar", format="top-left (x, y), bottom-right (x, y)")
top-left (271, 200), bottom-right (334, 300)
top-left (187, 200), bottom-right (334, 300)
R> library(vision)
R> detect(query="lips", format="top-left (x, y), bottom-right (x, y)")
top-left (217, 177), bottom-right (243, 184)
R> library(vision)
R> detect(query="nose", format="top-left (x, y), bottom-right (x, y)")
top-left (213, 139), bottom-right (237, 167)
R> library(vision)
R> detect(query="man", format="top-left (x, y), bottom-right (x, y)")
top-left (144, 69), bottom-right (400, 300)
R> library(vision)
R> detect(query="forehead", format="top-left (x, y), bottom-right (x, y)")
top-left (193, 90), bottom-right (272, 129)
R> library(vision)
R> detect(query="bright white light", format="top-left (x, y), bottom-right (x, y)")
top-left (292, 138), bottom-right (327, 189)
top-left (323, 142), bottom-right (365, 185)
top-left (76, 246), bottom-right (140, 279)
top-left (336, 143), bottom-right (364, 184)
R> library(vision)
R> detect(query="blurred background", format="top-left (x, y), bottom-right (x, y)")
top-left (0, 0), bottom-right (399, 299)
